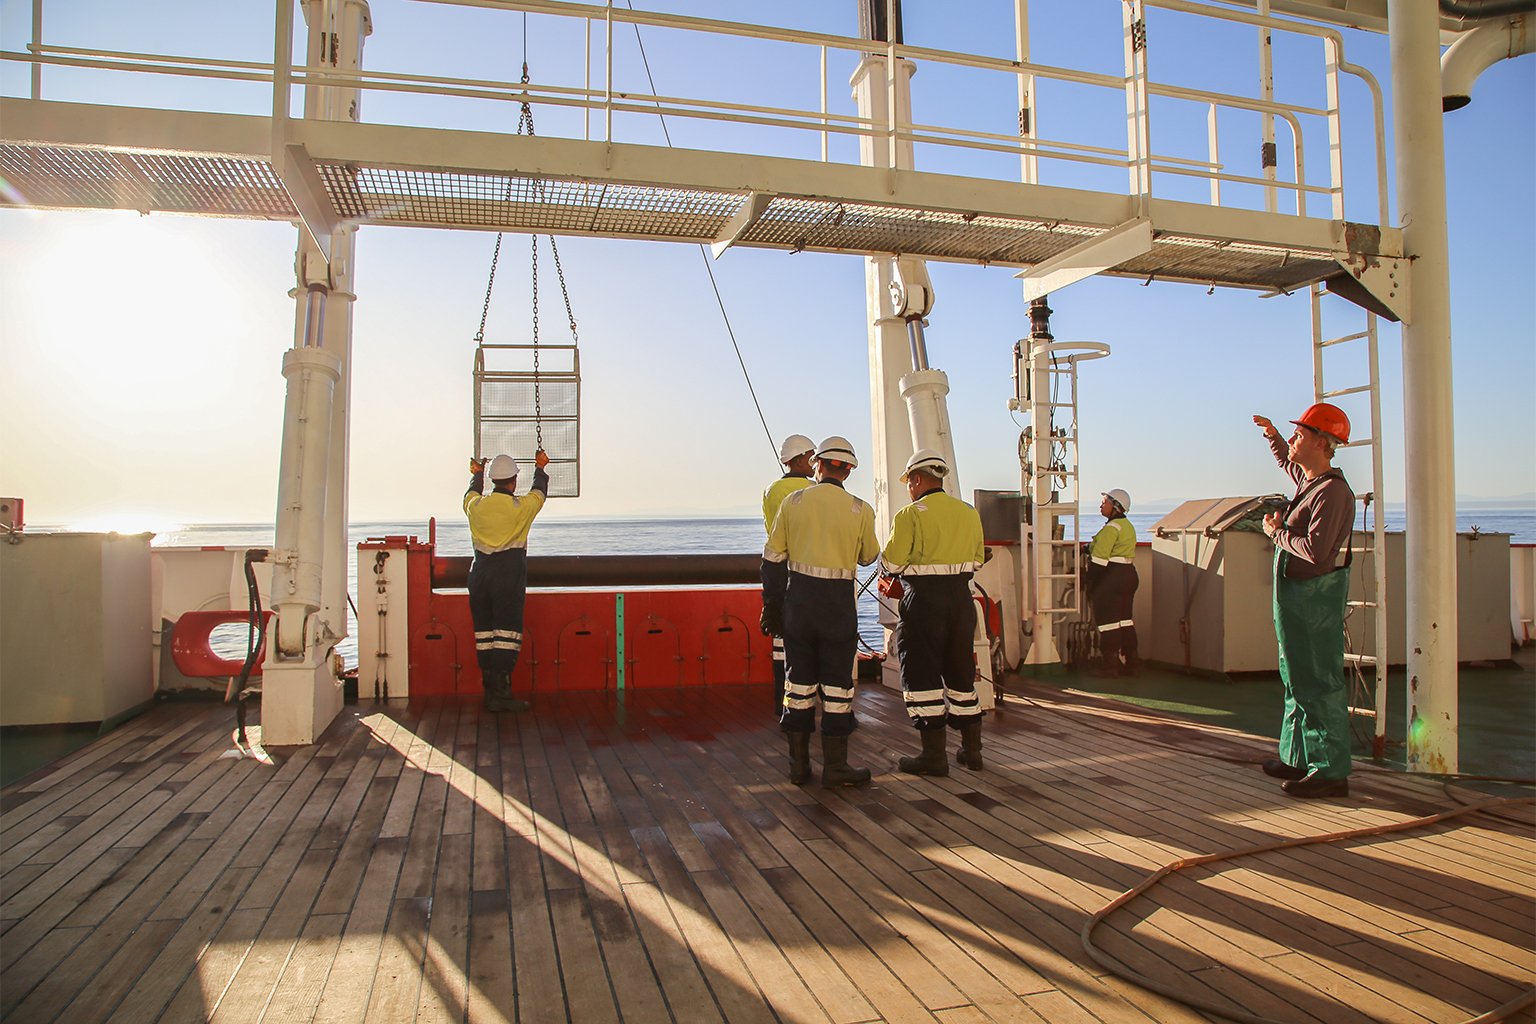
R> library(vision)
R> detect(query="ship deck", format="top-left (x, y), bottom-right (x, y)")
top-left (2, 681), bottom-right (1532, 1024)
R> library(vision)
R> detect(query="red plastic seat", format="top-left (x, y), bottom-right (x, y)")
top-left (170, 610), bottom-right (272, 678)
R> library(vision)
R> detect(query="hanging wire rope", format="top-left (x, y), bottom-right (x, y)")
top-left (623, 0), bottom-right (779, 468)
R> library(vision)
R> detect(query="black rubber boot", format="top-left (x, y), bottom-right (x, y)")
top-left (1120, 628), bottom-right (1141, 677)
top-left (955, 720), bottom-right (984, 771)
top-left (485, 671), bottom-right (531, 713)
top-left (820, 735), bottom-right (871, 788)
top-left (786, 732), bottom-right (812, 785)
top-left (1092, 631), bottom-right (1121, 678)
top-left (897, 727), bottom-right (949, 777)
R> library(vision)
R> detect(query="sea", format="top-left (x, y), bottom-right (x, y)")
top-left (142, 506), bottom-right (1536, 668)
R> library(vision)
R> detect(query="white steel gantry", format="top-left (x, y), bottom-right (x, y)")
top-left (1, 0), bottom-right (1514, 758)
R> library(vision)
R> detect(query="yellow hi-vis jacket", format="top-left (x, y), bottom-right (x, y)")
top-left (464, 487), bottom-right (547, 554)
top-left (762, 474), bottom-right (814, 533)
top-left (1089, 515), bottom-right (1137, 565)
top-left (879, 489), bottom-right (985, 576)
top-left (763, 481), bottom-right (879, 580)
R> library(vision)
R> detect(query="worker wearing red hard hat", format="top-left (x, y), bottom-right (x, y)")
top-left (1252, 403), bottom-right (1356, 799)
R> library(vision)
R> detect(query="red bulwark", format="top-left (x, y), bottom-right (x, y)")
top-left (368, 527), bottom-right (773, 697)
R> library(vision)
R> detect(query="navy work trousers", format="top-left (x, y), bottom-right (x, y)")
top-left (895, 574), bottom-right (980, 730)
top-left (467, 548), bottom-right (528, 674)
top-left (780, 573), bottom-right (858, 737)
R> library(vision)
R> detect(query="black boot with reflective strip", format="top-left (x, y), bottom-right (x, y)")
top-left (898, 727), bottom-right (949, 777)
top-left (820, 735), bottom-right (870, 788)
top-left (786, 732), bottom-right (812, 785)
top-left (955, 720), bottom-right (983, 771)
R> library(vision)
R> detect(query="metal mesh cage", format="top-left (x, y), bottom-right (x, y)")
top-left (474, 343), bottom-right (581, 498)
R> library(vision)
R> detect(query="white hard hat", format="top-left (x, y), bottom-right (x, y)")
top-left (1103, 488), bottom-right (1131, 513)
top-left (778, 434), bottom-right (815, 464)
top-left (814, 435), bottom-right (858, 469)
top-left (900, 448), bottom-right (948, 482)
top-left (489, 455), bottom-right (520, 482)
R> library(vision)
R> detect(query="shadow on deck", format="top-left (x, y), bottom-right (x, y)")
top-left (2, 679), bottom-right (1532, 1023)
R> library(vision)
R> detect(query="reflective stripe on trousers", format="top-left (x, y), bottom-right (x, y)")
top-left (468, 548), bottom-right (529, 673)
top-left (895, 574), bottom-right (981, 729)
top-left (779, 573), bottom-right (858, 737)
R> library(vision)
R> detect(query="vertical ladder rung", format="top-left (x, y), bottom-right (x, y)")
top-left (1322, 384), bottom-right (1372, 399)
top-left (1320, 330), bottom-right (1370, 347)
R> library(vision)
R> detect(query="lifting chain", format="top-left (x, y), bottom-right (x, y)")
top-left (475, 56), bottom-right (581, 454)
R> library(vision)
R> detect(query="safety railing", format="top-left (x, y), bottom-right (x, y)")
top-left (4, 0), bottom-right (1390, 228)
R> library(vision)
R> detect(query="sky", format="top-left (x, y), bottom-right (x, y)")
top-left (1, 0), bottom-right (1533, 531)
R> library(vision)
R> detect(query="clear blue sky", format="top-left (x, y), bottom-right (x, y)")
top-left (1, 1), bottom-right (1532, 528)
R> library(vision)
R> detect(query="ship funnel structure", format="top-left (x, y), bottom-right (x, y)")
top-left (272, 343), bottom-right (342, 659)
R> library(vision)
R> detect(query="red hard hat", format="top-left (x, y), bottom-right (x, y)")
top-left (1290, 402), bottom-right (1351, 445)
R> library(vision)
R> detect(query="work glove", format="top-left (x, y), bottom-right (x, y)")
top-left (877, 573), bottom-right (903, 600)
top-left (469, 457), bottom-right (487, 474)
top-left (534, 448), bottom-right (551, 469)
top-left (759, 602), bottom-right (783, 637)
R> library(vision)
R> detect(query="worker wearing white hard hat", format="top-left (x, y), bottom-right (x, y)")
top-left (760, 433), bottom-right (817, 714)
top-left (878, 449), bottom-right (988, 775)
top-left (761, 435), bottom-right (879, 787)
top-left (464, 447), bottom-right (552, 713)
top-left (1085, 488), bottom-right (1139, 679)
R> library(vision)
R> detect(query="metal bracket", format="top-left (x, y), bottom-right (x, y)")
top-left (274, 142), bottom-right (337, 266)
top-left (1015, 217), bottom-right (1153, 300)
top-left (1327, 247), bottom-right (1410, 324)
top-left (711, 190), bottom-right (774, 258)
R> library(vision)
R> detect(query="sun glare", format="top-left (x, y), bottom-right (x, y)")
top-left (61, 513), bottom-right (183, 536)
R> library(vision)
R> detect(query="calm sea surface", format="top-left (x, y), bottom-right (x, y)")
top-left (149, 507), bottom-right (1534, 667)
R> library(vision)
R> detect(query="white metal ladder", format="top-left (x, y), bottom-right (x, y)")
top-left (1310, 284), bottom-right (1389, 757)
top-left (1020, 339), bottom-right (1109, 621)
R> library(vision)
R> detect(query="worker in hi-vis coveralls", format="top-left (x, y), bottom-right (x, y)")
top-left (1085, 487), bottom-right (1139, 678)
top-left (465, 449), bottom-right (550, 713)
top-left (877, 449), bottom-right (987, 776)
top-left (760, 434), bottom-right (816, 714)
top-left (761, 436), bottom-right (879, 788)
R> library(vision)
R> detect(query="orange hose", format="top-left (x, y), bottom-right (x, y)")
top-left (1081, 797), bottom-right (1536, 1024)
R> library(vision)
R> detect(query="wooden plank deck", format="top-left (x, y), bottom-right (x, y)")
top-left (2, 682), bottom-right (1532, 1024)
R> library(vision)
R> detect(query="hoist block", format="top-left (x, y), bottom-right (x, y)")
top-left (474, 342), bottom-right (581, 496)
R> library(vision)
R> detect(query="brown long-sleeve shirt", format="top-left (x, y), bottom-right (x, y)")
top-left (1266, 434), bottom-right (1354, 580)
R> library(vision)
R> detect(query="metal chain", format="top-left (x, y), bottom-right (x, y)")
top-left (530, 229), bottom-right (542, 448)
top-left (513, 78), bottom-right (581, 453)
top-left (475, 230), bottom-right (505, 344)
top-left (518, 79), bottom-right (546, 450)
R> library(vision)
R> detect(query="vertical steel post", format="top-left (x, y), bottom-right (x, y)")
top-left (1388, 0), bottom-right (1458, 773)
top-left (1323, 35), bottom-right (1346, 221)
top-left (29, 0), bottom-right (41, 99)
top-left (1014, 0), bottom-right (1036, 185)
top-left (1023, 297), bottom-right (1060, 668)
top-left (1121, 0), bottom-right (1152, 212)
top-left (1257, 0), bottom-right (1277, 213)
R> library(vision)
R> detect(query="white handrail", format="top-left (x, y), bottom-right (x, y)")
top-left (3, 0), bottom-right (1388, 228)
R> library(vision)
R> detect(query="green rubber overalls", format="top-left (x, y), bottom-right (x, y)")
top-left (1272, 540), bottom-right (1352, 780)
